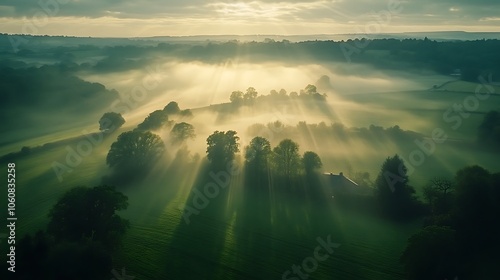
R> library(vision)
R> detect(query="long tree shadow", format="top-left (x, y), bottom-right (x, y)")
top-left (158, 161), bottom-right (239, 279)
top-left (231, 170), bottom-right (347, 279)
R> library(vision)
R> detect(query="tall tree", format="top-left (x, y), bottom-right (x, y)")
top-left (206, 130), bottom-right (240, 168)
top-left (302, 151), bottom-right (323, 174)
top-left (243, 87), bottom-right (258, 104)
top-left (245, 136), bottom-right (271, 173)
top-left (423, 178), bottom-right (454, 215)
top-left (170, 122), bottom-right (196, 145)
top-left (374, 154), bottom-right (420, 220)
top-left (229, 91), bottom-right (244, 105)
top-left (272, 139), bottom-right (301, 179)
top-left (107, 130), bottom-right (165, 170)
top-left (47, 185), bottom-right (129, 250)
top-left (454, 166), bottom-right (499, 259)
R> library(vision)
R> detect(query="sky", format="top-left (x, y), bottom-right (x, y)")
top-left (0, 0), bottom-right (499, 37)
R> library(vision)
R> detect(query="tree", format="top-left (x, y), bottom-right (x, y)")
top-left (106, 130), bottom-right (165, 170)
top-left (401, 226), bottom-right (458, 280)
top-left (137, 110), bottom-right (170, 131)
top-left (206, 130), bottom-right (240, 168)
top-left (300, 84), bottom-right (326, 100)
top-left (230, 90), bottom-right (244, 104)
top-left (47, 185), bottom-right (129, 250)
top-left (302, 151), bottom-right (322, 174)
top-left (245, 136), bottom-right (271, 172)
top-left (272, 139), bottom-right (301, 179)
top-left (243, 87), bottom-right (258, 104)
top-left (164, 101), bottom-right (181, 114)
top-left (170, 122), bottom-right (196, 144)
top-left (423, 178), bottom-right (454, 215)
top-left (99, 112), bottom-right (125, 131)
top-left (454, 166), bottom-right (499, 258)
top-left (374, 155), bottom-right (420, 220)
top-left (304, 84), bottom-right (317, 94)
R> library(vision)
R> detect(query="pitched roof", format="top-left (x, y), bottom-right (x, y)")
top-left (323, 172), bottom-right (360, 192)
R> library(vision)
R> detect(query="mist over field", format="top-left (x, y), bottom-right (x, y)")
top-left (1, 28), bottom-right (500, 280)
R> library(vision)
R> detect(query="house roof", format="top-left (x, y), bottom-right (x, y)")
top-left (323, 172), bottom-right (359, 190)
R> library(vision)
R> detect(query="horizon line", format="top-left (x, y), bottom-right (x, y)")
top-left (2, 30), bottom-right (500, 39)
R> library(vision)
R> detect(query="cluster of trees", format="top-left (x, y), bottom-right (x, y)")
top-left (348, 154), bottom-right (500, 278)
top-left (248, 121), bottom-right (421, 144)
top-left (400, 165), bottom-right (500, 279)
top-left (137, 110), bottom-right (171, 131)
top-left (229, 87), bottom-right (258, 105)
top-left (179, 39), bottom-right (500, 81)
top-left (5, 36), bottom-right (500, 82)
top-left (103, 101), bottom-right (197, 183)
top-left (163, 101), bottom-right (193, 117)
top-left (136, 101), bottom-right (192, 132)
top-left (205, 130), bottom-right (322, 184)
top-left (229, 84), bottom-right (327, 106)
top-left (4, 185), bottom-right (129, 279)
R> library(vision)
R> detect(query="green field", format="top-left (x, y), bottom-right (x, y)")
top-left (1, 79), bottom-right (499, 280)
top-left (1, 146), bottom-right (421, 280)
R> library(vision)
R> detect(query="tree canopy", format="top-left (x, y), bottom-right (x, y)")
top-left (272, 139), bottom-right (301, 179)
top-left (47, 185), bottom-right (129, 249)
top-left (98, 112), bottom-right (125, 131)
top-left (106, 130), bottom-right (165, 170)
top-left (374, 154), bottom-right (421, 220)
top-left (402, 165), bottom-right (500, 279)
top-left (243, 87), bottom-right (258, 104)
top-left (206, 130), bottom-right (240, 168)
top-left (170, 122), bottom-right (196, 144)
top-left (13, 185), bottom-right (128, 279)
top-left (164, 101), bottom-right (181, 114)
top-left (137, 109), bottom-right (170, 131)
top-left (302, 151), bottom-right (323, 174)
top-left (401, 226), bottom-right (458, 280)
top-left (245, 136), bottom-right (271, 172)
top-left (229, 90), bottom-right (244, 104)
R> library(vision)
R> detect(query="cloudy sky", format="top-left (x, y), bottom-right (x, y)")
top-left (0, 0), bottom-right (499, 37)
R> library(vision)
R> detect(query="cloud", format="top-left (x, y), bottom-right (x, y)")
top-left (0, 0), bottom-right (499, 36)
